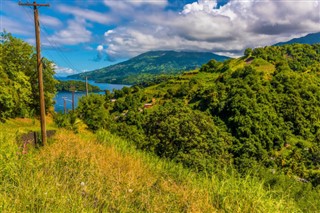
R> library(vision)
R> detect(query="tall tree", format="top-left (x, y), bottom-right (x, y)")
top-left (0, 32), bottom-right (57, 121)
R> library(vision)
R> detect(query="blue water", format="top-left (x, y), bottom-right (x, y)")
top-left (54, 77), bottom-right (129, 112)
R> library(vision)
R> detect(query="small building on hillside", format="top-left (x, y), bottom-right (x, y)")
top-left (144, 103), bottom-right (153, 109)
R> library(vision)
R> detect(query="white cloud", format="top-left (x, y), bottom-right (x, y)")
top-left (129, 0), bottom-right (168, 6)
top-left (104, 30), bottom-right (114, 36)
top-left (95, 44), bottom-right (105, 60)
top-left (1, 1), bottom-right (34, 36)
top-left (97, 45), bottom-right (104, 51)
top-left (57, 4), bottom-right (112, 24)
top-left (102, 0), bottom-right (168, 21)
top-left (1, 16), bottom-right (34, 36)
top-left (103, 0), bottom-right (168, 10)
top-left (52, 63), bottom-right (76, 76)
top-left (48, 18), bottom-right (92, 45)
top-left (181, 0), bottom-right (218, 14)
top-left (102, 0), bottom-right (320, 59)
top-left (41, 15), bottom-right (63, 28)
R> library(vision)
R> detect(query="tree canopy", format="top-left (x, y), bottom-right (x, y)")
top-left (0, 32), bottom-right (58, 121)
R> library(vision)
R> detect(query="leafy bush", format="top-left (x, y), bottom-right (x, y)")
top-left (54, 112), bottom-right (79, 133)
top-left (142, 102), bottom-right (232, 171)
top-left (76, 94), bottom-right (111, 131)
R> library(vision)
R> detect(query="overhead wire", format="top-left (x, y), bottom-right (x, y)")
top-left (20, 4), bottom-right (83, 76)
top-left (40, 24), bottom-right (81, 74)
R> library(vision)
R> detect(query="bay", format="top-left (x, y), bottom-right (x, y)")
top-left (54, 77), bottom-right (129, 112)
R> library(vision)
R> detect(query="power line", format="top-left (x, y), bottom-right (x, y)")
top-left (40, 24), bottom-right (81, 73)
top-left (20, 5), bottom-right (82, 75)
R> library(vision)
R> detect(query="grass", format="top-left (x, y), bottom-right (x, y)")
top-left (0, 118), bottom-right (300, 212)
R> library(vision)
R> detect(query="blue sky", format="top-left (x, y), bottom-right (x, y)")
top-left (1, 0), bottom-right (319, 76)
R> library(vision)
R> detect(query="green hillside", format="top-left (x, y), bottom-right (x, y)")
top-left (68, 51), bottom-right (230, 84)
top-left (71, 43), bottom-right (320, 211)
top-left (274, 32), bottom-right (320, 46)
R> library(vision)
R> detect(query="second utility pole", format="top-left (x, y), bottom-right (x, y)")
top-left (19, 1), bottom-right (50, 145)
top-left (86, 76), bottom-right (88, 96)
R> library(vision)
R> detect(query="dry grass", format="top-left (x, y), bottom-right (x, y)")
top-left (37, 130), bottom-right (216, 212)
top-left (0, 118), bottom-right (299, 212)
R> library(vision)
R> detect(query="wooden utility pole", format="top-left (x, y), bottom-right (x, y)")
top-left (70, 86), bottom-right (75, 111)
top-left (85, 77), bottom-right (89, 96)
top-left (63, 97), bottom-right (67, 114)
top-left (19, 1), bottom-right (50, 145)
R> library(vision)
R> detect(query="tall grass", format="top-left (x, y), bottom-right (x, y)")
top-left (96, 130), bottom-right (299, 212)
top-left (1, 119), bottom-right (299, 212)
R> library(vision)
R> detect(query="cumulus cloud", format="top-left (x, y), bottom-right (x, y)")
top-left (41, 15), bottom-right (62, 28)
top-left (97, 45), bottom-right (104, 51)
top-left (102, 0), bottom-right (320, 59)
top-left (102, 0), bottom-right (168, 22)
top-left (52, 63), bottom-right (76, 76)
top-left (57, 4), bottom-right (112, 24)
top-left (45, 4), bottom-right (113, 47)
top-left (1, 16), bottom-right (34, 36)
top-left (48, 18), bottom-right (92, 45)
top-left (103, 0), bottom-right (168, 10)
top-left (1, 1), bottom-right (34, 36)
top-left (95, 45), bottom-right (105, 61)
top-left (181, 0), bottom-right (218, 14)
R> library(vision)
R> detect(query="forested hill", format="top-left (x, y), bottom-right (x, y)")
top-left (56, 80), bottom-right (101, 92)
top-left (274, 32), bottom-right (320, 46)
top-left (74, 44), bottom-right (320, 210)
top-left (68, 51), bottom-right (229, 84)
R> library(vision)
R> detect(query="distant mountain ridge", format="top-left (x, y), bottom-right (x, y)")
top-left (274, 32), bottom-right (320, 46)
top-left (69, 51), bottom-right (230, 84)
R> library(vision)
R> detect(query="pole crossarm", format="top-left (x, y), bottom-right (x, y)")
top-left (18, 2), bottom-right (49, 7)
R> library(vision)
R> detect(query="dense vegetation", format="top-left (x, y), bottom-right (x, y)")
top-left (56, 80), bottom-right (101, 92)
top-left (69, 51), bottom-right (229, 84)
top-left (0, 32), bottom-right (58, 121)
top-left (69, 43), bottom-right (320, 211)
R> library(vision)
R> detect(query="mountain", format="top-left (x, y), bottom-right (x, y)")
top-left (68, 51), bottom-right (230, 84)
top-left (274, 32), bottom-right (320, 46)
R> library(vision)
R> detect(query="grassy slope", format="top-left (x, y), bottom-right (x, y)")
top-left (140, 57), bottom-right (275, 107)
top-left (0, 118), bottom-right (298, 212)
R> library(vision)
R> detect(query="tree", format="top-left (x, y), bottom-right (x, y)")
top-left (0, 32), bottom-right (57, 120)
top-left (77, 94), bottom-right (111, 131)
top-left (0, 33), bottom-right (31, 119)
top-left (142, 102), bottom-right (232, 171)
top-left (244, 48), bottom-right (253, 57)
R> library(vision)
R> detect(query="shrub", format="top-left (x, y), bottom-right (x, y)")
top-left (142, 102), bottom-right (232, 171)
top-left (77, 94), bottom-right (111, 131)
